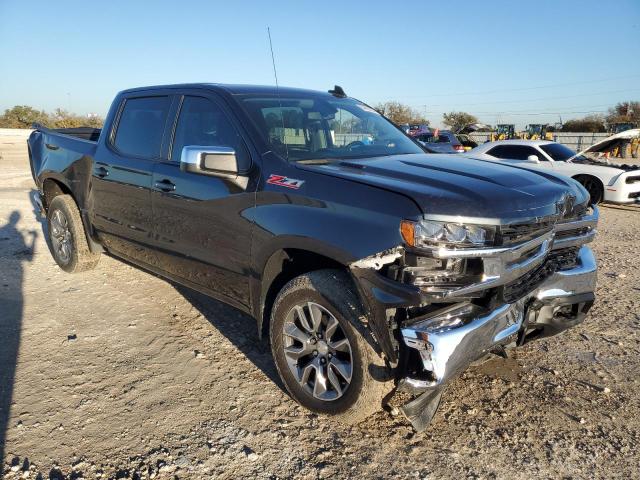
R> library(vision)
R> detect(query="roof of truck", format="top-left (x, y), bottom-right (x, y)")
top-left (119, 83), bottom-right (338, 97)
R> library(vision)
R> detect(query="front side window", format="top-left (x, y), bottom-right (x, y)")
top-left (539, 143), bottom-right (581, 162)
top-left (240, 95), bottom-right (423, 162)
top-left (113, 96), bottom-right (170, 158)
top-left (171, 96), bottom-right (250, 170)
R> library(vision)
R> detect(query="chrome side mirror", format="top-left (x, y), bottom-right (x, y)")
top-left (527, 154), bottom-right (540, 163)
top-left (180, 146), bottom-right (239, 177)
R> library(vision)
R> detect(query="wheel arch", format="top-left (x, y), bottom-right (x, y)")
top-left (42, 176), bottom-right (75, 210)
top-left (572, 174), bottom-right (605, 203)
top-left (41, 176), bottom-right (103, 253)
top-left (257, 247), bottom-right (353, 340)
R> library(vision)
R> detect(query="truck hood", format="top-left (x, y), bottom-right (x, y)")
top-left (299, 153), bottom-right (588, 222)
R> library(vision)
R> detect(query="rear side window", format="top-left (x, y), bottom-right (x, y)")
top-left (113, 96), bottom-right (171, 158)
top-left (487, 145), bottom-right (545, 160)
top-left (417, 133), bottom-right (456, 144)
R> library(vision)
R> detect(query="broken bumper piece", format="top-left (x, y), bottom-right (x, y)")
top-left (401, 245), bottom-right (596, 391)
top-left (399, 245), bottom-right (596, 430)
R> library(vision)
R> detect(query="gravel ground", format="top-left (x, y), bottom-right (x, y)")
top-left (1, 136), bottom-right (639, 479)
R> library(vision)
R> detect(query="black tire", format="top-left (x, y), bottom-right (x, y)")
top-left (47, 195), bottom-right (100, 273)
top-left (619, 140), bottom-right (629, 159)
top-left (270, 269), bottom-right (393, 425)
top-left (575, 175), bottom-right (604, 205)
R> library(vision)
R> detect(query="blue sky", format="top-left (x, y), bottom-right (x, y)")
top-left (1, 0), bottom-right (639, 128)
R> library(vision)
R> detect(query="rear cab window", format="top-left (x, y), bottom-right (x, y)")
top-left (112, 96), bottom-right (171, 159)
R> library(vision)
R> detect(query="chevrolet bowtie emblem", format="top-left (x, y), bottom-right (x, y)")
top-left (556, 194), bottom-right (576, 218)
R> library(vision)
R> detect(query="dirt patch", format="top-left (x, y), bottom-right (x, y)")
top-left (1, 138), bottom-right (639, 479)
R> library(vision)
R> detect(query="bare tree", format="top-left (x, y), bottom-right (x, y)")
top-left (606, 101), bottom-right (640, 125)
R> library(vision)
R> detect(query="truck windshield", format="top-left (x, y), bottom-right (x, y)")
top-left (240, 95), bottom-right (423, 162)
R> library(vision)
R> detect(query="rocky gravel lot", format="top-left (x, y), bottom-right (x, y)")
top-left (1, 136), bottom-right (639, 479)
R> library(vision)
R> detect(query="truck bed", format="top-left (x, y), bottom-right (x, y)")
top-left (27, 125), bottom-right (101, 188)
top-left (48, 126), bottom-right (102, 142)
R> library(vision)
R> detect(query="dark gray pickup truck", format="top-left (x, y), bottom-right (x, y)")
top-left (28, 83), bottom-right (598, 430)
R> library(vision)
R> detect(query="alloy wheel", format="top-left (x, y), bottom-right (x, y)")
top-left (282, 302), bottom-right (353, 401)
top-left (50, 209), bottom-right (72, 264)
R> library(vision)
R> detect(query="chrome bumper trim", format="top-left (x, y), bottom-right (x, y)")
top-left (31, 190), bottom-right (46, 218)
top-left (555, 206), bottom-right (598, 233)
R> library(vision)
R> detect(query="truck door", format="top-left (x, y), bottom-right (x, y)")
top-left (90, 94), bottom-right (174, 267)
top-left (150, 94), bottom-right (258, 309)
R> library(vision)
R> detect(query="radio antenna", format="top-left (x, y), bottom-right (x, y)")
top-left (267, 27), bottom-right (279, 89)
top-left (267, 26), bottom-right (288, 159)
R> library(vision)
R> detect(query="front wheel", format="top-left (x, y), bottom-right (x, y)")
top-left (575, 175), bottom-right (604, 205)
top-left (270, 269), bottom-right (393, 424)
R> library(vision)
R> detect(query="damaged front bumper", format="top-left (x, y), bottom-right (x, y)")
top-left (400, 245), bottom-right (596, 393)
top-left (397, 245), bottom-right (596, 430)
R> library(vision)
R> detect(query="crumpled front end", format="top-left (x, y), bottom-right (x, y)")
top-left (350, 204), bottom-right (599, 431)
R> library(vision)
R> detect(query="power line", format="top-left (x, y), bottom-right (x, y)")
top-left (479, 110), bottom-right (608, 116)
top-left (426, 104), bottom-right (613, 115)
top-left (396, 74), bottom-right (640, 99)
top-left (417, 88), bottom-right (640, 108)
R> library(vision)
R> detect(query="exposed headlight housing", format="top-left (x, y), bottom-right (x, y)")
top-left (401, 219), bottom-right (495, 248)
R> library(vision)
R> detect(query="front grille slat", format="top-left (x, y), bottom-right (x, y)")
top-left (502, 247), bottom-right (579, 303)
top-left (499, 221), bottom-right (555, 246)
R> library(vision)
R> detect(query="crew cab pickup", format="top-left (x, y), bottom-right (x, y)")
top-left (28, 83), bottom-right (598, 430)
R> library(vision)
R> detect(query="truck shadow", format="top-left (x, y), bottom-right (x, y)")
top-left (171, 285), bottom-right (286, 393)
top-left (0, 210), bottom-right (38, 465)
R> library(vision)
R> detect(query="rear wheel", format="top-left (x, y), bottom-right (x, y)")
top-left (47, 195), bottom-right (100, 273)
top-left (270, 269), bottom-right (393, 424)
top-left (575, 175), bottom-right (604, 205)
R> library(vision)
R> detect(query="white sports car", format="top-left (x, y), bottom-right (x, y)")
top-left (469, 131), bottom-right (640, 204)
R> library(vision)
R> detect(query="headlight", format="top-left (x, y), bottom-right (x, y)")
top-left (401, 219), bottom-right (495, 248)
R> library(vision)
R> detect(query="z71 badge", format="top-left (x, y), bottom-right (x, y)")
top-left (266, 174), bottom-right (305, 189)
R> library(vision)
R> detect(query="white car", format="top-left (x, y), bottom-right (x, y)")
top-left (469, 135), bottom-right (640, 204)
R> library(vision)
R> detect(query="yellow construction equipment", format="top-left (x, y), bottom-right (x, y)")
top-left (523, 124), bottom-right (553, 141)
top-left (490, 124), bottom-right (517, 141)
top-left (608, 122), bottom-right (639, 159)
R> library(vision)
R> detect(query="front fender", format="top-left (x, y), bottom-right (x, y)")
top-left (249, 182), bottom-right (422, 361)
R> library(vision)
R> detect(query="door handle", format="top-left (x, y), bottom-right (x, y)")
top-left (95, 166), bottom-right (109, 178)
top-left (154, 179), bottom-right (176, 192)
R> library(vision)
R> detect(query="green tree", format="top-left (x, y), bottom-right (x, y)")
top-left (0, 105), bottom-right (50, 128)
top-left (373, 101), bottom-right (429, 126)
top-left (0, 105), bottom-right (104, 129)
top-left (442, 111), bottom-right (478, 132)
top-left (561, 115), bottom-right (606, 133)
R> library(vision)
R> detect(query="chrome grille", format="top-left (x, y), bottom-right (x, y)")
top-left (499, 220), bottom-right (555, 246)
